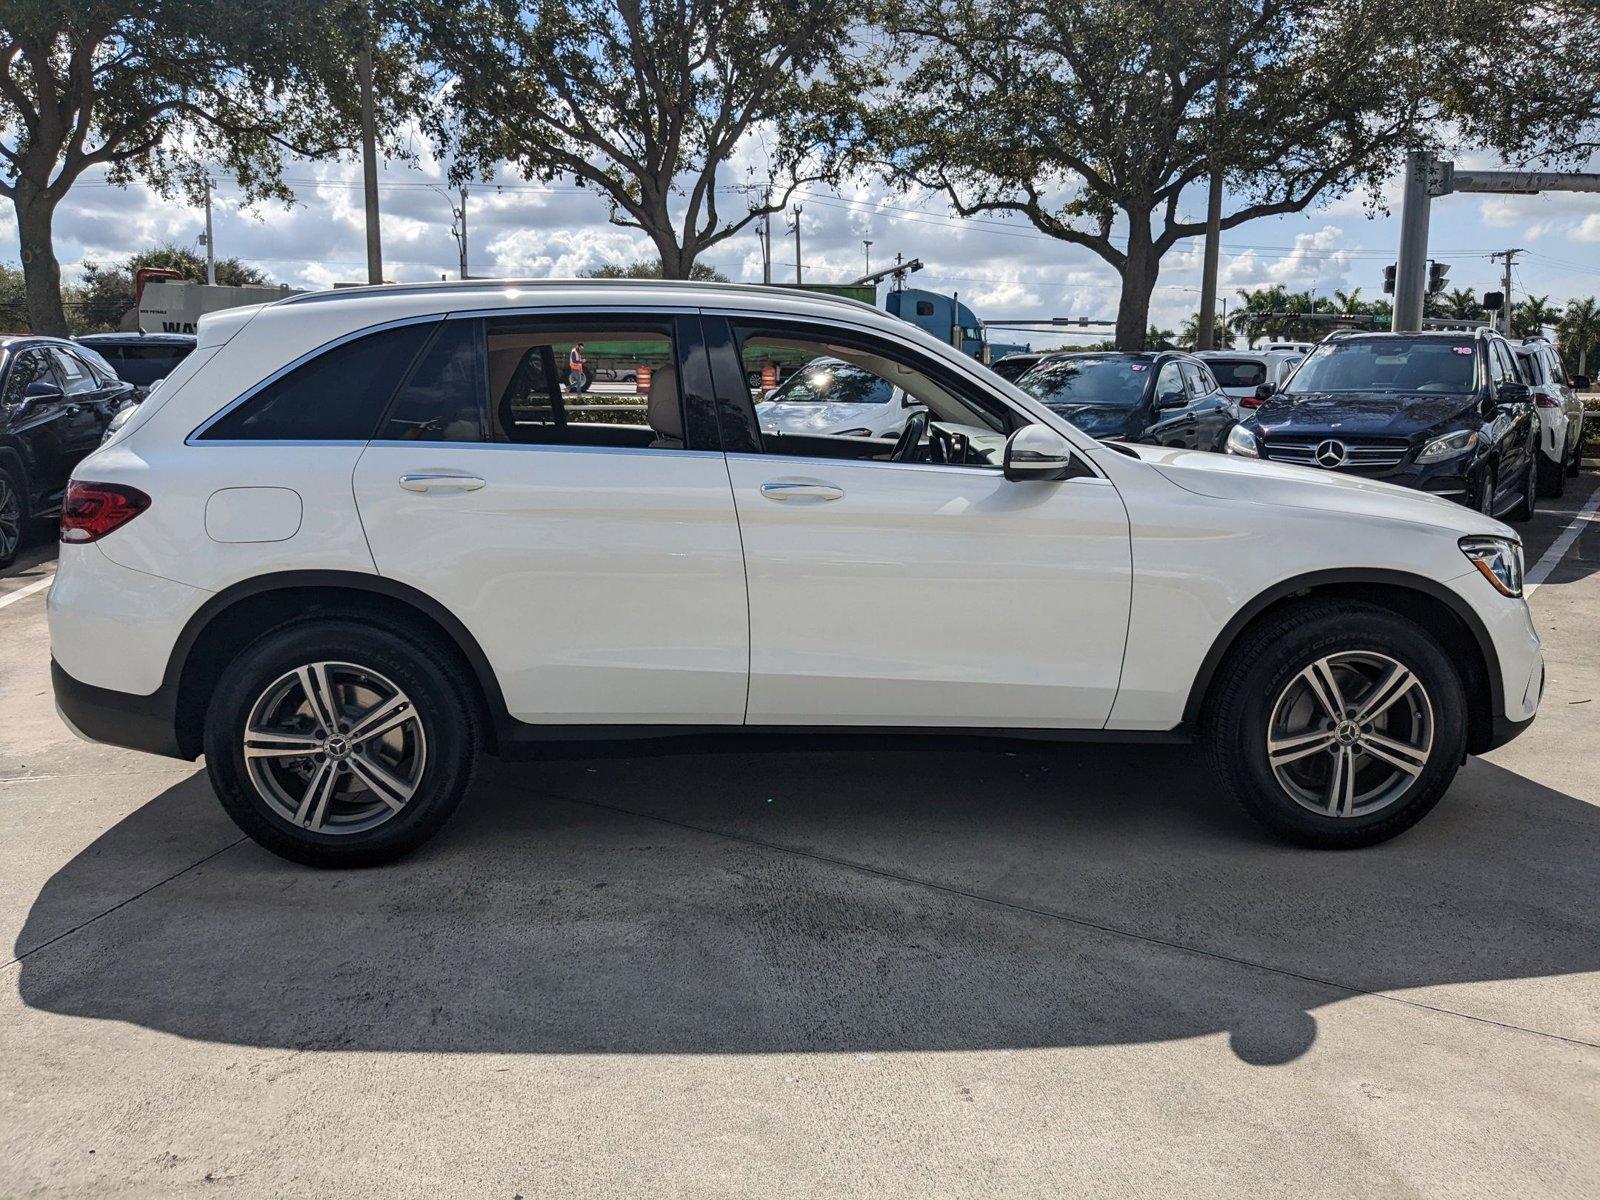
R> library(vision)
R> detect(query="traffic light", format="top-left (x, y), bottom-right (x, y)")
top-left (1428, 261), bottom-right (1449, 292)
top-left (1383, 264), bottom-right (1396, 294)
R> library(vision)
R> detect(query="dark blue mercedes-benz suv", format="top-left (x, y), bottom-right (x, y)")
top-left (1224, 329), bottom-right (1540, 522)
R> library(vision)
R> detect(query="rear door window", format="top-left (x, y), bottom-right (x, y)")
top-left (199, 322), bottom-right (436, 441)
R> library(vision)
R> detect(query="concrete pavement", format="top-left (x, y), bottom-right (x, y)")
top-left (3, 476), bottom-right (1598, 1197)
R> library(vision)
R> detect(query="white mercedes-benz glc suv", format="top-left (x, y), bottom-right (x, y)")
top-left (49, 281), bottom-right (1544, 866)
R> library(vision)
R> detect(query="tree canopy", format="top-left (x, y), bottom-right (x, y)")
top-left (0, 1), bottom-right (421, 333)
top-left (414, 0), bottom-right (880, 279)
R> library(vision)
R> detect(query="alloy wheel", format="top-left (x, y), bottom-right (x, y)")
top-left (0, 478), bottom-right (19, 561)
top-left (242, 661), bottom-right (427, 835)
top-left (1266, 652), bottom-right (1434, 818)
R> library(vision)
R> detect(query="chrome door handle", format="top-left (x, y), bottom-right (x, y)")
top-left (760, 481), bottom-right (844, 502)
top-left (398, 472), bottom-right (486, 493)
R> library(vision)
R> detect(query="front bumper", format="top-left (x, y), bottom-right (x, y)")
top-left (52, 658), bottom-right (188, 760)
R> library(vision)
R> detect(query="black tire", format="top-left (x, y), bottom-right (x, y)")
top-left (204, 619), bottom-right (480, 867)
top-left (1202, 600), bottom-right (1468, 849)
top-left (1505, 456), bottom-right (1537, 522)
top-left (0, 460), bottom-right (26, 570)
top-left (1472, 462), bottom-right (1497, 516)
top-left (1537, 449), bottom-right (1566, 498)
top-left (1569, 431), bottom-right (1584, 477)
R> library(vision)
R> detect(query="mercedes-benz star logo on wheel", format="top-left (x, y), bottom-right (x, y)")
top-left (1314, 439), bottom-right (1348, 468)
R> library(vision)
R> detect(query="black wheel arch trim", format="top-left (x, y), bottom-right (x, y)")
top-left (163, 569), bottom-right (513, 752)
top-left (1181, 567), bottom-right (1506, 736)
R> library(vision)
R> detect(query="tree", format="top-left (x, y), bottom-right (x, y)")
top-left (0, 3), bottom-right (420, 334)
top-left (1146, 325), bottom-right (1177, 350)
top-left (1512, 295), bottom-right (1559, 338)
top-left (581, 258), bottom-right (731, 283)
top-left (77, 244), bottom-right (272, 331)
top-left (415, 0), bottom-right (878, 280)
top-left (1438, 287), bottom-right (1483, 321)
top-left (872, 0), bottom-right (1449, 348)
top-left (1558, 296), bottom-right (1600, 376)
top-left (1179, 311), bottom-right (1232, 348)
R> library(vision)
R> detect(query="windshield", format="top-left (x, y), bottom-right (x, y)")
top-left (1204, 359), bottom-right (1268, 389)
top-left (766, 358), bottom-right (893, 405)
top-left (1283, 339), bottom-right (1477, 395)
top-left (1017, 357), bottom-right (1151, 408)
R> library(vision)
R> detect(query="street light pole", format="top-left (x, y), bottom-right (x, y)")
top-left (863, 239), bottom-right (873, 278)
top-left (791, 206), bottom-right (803, 285)
top-left (1197, 55), bottom-right (1228, 351)
top-left (202, 178), bottom-right (216, 286)
top-left (358, 41), bottom-right (383, 284)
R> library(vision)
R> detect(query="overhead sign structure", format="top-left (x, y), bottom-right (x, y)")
top-left (1392, 151), bottom-right (1600, 333)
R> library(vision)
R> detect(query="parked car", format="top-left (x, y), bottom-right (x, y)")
top-left (74, 332), bottom-right (196, 399)
top-left (1015, 350), bottom-right (1235, 451)
top-left (51, 280), bottom-right (1542, 866)
top-left (1513, 336), bottom-right (1586, 497)
top-left (754, 354), bottom-right (923, 439)
top-left (0, 335), bottom-right (133, 568)
top-left (988, 352), bottom-right (1047, 382)
top-left (1193, 349), bottom-right (1303, 414)
top-left (1226, 330), bottom-right (1540, 522)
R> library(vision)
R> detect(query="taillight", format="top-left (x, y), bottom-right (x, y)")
top-left (1240, 395), bottom-right (1263, 408)
top-left (1535, 395), bottom-right (1559, 408)
top-left (60, 481), bottom-right (150, 544)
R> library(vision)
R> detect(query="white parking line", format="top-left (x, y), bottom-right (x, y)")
top-left (1525, 485), bottom-right (1600, 597)
top-left (0, 572), bottom-right (53, 609)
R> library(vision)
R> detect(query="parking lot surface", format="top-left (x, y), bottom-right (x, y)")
top-left (3, 476), bottom-right (1598, 1198)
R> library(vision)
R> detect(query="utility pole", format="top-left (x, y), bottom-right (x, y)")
top-left (761, 208), bottom-right (772, 285)
top-left (863, 239), bottom-right (873, 278)
top-left (1490, 248), bottom-right (1522, 335)
top-left (791, 206), bottom-right (803, 284)
top-left (358, 40), bottom-right (383, 284)
top-left (1197, 54), bottom-right (1228, 350)
top-left (200, 177), bottom-right (216, 288)
top-left (457, 187), bottom-right (469, 279)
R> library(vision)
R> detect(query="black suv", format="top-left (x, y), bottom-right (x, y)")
top-left (1226, 330), bottom-right (1539, 521)
top-left (74, 331), bottom-right (196, 399)
top-left (1014, 350), bottom-right (1234, 450)
top-left (0, 335), bottom-right (134, 567)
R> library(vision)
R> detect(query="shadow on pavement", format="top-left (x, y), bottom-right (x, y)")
top-left (14, 745), bottom-right (1599, 1065)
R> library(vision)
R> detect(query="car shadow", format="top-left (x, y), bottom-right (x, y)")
top-left (13, 745), bottom-right (1598, 1066)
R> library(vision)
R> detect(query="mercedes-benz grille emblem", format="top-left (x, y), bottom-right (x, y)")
top-left (1314, 439), bottom-right (1348, 468)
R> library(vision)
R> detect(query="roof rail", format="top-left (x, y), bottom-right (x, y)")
top-left (276, 276), bottom-right (882, 314)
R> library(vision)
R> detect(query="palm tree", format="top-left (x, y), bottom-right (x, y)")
top-left (1438, 287), bottom-right (1482, 321)
top-left (1178, 312), bottom-right (1232, 348)
top-left (1513, 295), bottom-right (1559, 338)
top-left (1558, 297), bottom-right (1600, 377)
top-left (1332, 288), bottom-right (1366, 314)
top-left (1146, 325), bottom-right (1178, 350)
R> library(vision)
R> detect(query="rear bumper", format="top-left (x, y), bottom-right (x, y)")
top-left (51, 658), bottom-right (189, 760)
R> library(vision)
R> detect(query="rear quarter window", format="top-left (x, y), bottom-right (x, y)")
top-left (198, 322), bottom-right (437, 441)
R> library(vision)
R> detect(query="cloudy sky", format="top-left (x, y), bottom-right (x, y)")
top-left (7, 136), bottom-right (1600, 347)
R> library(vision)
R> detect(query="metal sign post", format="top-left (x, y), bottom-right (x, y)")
top-left (1391, 151), bottom-right (1600, 332)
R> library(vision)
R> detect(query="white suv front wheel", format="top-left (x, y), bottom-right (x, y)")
top-left (204, 620), bottom-right (480, 867)
top-left (1203, 600), bottom-right (1469, 848)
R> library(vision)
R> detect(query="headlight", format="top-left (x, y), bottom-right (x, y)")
top-left (1460, 535), bottom-right (1524, 597)
top-left (1417, 429), bottom-right (1478, 463)
top-left (1224, 424), bottom-right (1261, 457)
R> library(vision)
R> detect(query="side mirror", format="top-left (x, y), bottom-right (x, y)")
top-left (1155, 387), bottom-right (1187, 410)
top-left (1570, 374), bottom-right (1590, 390)
top-left (1497, 381), bottom-right (1531, 406)
top-left (1003, 424), bottom-right (1080, 482)
top-left (1254, 382), bottom-right (1276, 402)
